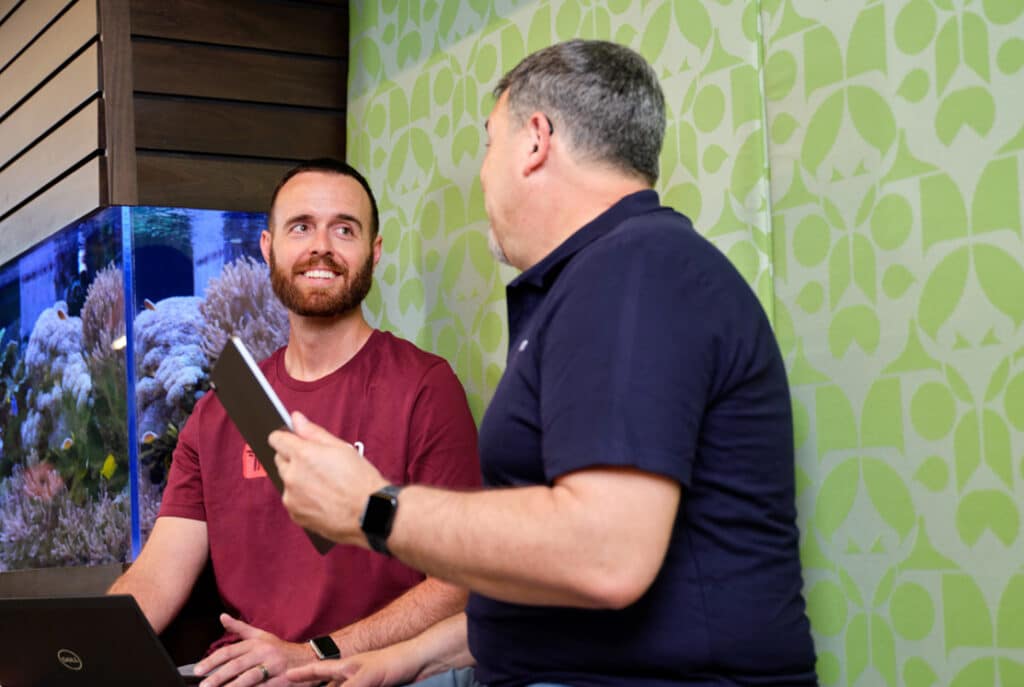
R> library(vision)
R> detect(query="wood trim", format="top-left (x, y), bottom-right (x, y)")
top-left (0, 0), bottom-right (98, 119)
top-left (97, 0), bottom-right (137, 204)
top-left (0, 156), bottom-right (102, 264)
top-left (0, 0), bottom-right (72, 71)
top-left (129, 0), bottom-right (346, 58)
top-left (0, 99), bottom-right (101, 218)
top-left (134, 96), bottom-right (345, 160)
top-left (132, 39), bottom-right (346, 109)
top-left (0, 43), bottom-right (99, 170)
top-left (136, 152), bottom-right (296, 211)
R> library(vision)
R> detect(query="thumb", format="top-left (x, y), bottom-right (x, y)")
top-left (219, 613), bottom-right (261, 639)
top-left (292, 411), bottom-right (347, 446)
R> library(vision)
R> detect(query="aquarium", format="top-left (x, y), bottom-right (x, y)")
top-left (0, 206), bottom-right (287, 571)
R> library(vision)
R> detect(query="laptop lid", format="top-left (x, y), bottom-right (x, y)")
top-left (0, 595), bottom-right (189, 686)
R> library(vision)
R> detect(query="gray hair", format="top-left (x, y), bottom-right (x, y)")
top-left (494, 40), bottom-right (666, 186)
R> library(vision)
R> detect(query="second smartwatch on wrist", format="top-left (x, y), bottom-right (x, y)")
top-left (360, 485), bottom-right (403, 556)
top-left (309, 634), bottom-right (341, 660)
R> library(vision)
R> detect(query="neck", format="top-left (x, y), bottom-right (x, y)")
top-left (515, 164), bottom-right (650, 271)
top-left (283, 307), bottom-right (374, 381)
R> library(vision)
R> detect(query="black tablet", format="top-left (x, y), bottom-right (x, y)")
top-left (210, 336), bottom-right (334, 554)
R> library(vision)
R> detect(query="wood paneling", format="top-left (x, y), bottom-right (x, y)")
top-left (133, 40), bottom-right (345, 109)
top-left (0, 99), bottom-right (100, 218)
top-left (0, 43), bottom-right (99, 170)
top-left (136, 153), bottom-right (296, 211)
top-left (134, 96), bottom-right (344, 160)
top-left (0, 156), bottom-right (103, 264)
top-left (0, 0), bottom-right (73, 70)
top-left (0, 0), bottom-right (97, 119)
top-left (130, 0), bottom-right (346, 57)
top-left (98, 0), bottom-right (136, 204)
top-left (0, 0), bottom-right (21, 23)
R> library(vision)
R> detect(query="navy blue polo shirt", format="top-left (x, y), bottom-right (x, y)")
top-left (468, 190), bottom-right (817, 686)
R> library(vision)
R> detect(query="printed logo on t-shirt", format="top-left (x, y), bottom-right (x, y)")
top-left (242, 444), bottom-right (267, 479)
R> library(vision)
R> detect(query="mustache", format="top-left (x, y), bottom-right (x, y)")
top-left (292, 255), bottom-right (348, 276)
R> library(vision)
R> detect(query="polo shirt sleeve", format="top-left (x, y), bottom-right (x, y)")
top-left (538, 225), bottom-right (714, 487)
top-left (157, 396), bottom-right (208, 521)
top-left (404, 361), bottom-right (482, 490)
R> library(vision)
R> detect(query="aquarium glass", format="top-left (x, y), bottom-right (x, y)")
top-left (0, 206), bottom-right (280, 570)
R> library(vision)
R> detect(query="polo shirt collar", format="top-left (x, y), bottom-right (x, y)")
top-left (509, 189), bottom-right (661, 290)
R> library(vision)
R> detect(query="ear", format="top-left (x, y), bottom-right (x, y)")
top-left (260, 229), bottom-right (272, 264)
top-left (523, 111), bottom-right (553, 176)
top-left (371, 234), bottom-right (383, 267)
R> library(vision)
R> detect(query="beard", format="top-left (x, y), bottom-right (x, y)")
top-left (269, 247), bottom-right (374, 318)
top-left (487, 227), bottom-right (511, 266)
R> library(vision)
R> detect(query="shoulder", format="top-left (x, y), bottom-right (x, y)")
top-left (371, 330), bottom-right (454, 376)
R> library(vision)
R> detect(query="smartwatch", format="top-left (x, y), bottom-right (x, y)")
top-left (360, 485), bottom-right (403, 555)
top-left (309, 635), bottom-right (341, 660)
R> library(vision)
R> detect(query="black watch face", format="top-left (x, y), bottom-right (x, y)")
top-left (362, 492), bottom-right (398, 536)
top-left (311, 635), bottom-right (340, 659)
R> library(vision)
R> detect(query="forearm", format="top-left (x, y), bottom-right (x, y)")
top-left (386, 483), bottom-right (638, 608)
top-left (330, 577), bottom-right (468, 655)
top-left (404, 612), bottom-right (474, 679)
top-left (108, 564), bottom-right (192, 633)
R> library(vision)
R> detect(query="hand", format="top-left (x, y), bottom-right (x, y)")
top-left (271, 411), bottom-right (389, 546)
top-left (285, 643), bottom-right (428, 687)
top-left (193, 614), bottom-right (318, 687)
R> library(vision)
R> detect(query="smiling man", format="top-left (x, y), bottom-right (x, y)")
top-left (109, 159), bottom-right (480, 687)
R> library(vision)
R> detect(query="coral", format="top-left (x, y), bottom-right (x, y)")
top-left (80, 263), bottom-right (126, 378)
top-left (133, 296), bottom-right (208, 439)
top-left (19, 302), bottom-right (91, 457)
top-left (200, 256), bottom-right (289, 365)
top-left (0, 464), bottom-right (130, 570)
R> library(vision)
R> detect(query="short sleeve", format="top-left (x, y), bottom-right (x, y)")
top-left (405, 361), bottom-right (482, 490)
top-left (157, 397), bottom-right (209, 521)
top-left (539, 226), bottom-right (717, 486)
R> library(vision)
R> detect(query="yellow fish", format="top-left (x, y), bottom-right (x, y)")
top-left (101, 454), bottom-right (117, 480)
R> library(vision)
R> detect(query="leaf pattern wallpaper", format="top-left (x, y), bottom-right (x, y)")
top-left (346, 1), bottom-right (1024, 685)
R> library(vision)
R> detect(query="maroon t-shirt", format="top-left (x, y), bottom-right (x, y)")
top-left (159, 330), bottom-right (480, 649)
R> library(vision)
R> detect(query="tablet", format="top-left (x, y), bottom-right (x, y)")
top-left (210, 336), bottom-right (334, 554)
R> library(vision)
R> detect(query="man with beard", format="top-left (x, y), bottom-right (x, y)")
top-left (109, 159), bottom-right (480, 687)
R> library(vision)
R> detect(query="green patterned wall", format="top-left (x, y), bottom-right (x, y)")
top-left (347, 1), bottom-right (1024, 685)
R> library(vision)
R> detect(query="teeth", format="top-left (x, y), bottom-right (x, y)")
top-left (304, 270), bottom-right (336, 279)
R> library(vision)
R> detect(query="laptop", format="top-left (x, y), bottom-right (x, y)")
top-left (0, 595), bottom-right (202, 686)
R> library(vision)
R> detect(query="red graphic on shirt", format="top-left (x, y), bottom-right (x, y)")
top-left (242, 445), bottom-right (267, 479)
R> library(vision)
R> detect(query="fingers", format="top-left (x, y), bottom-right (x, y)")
top-left (286, 658), bottom-right (352, 683)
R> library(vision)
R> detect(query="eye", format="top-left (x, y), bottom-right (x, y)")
top-left (333, 225), bottom-right (355, 237)
top-left (288, 223), bottom-right (309, 234)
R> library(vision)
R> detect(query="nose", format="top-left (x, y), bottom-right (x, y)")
top-left (309, 225), bottom-right (332, 254)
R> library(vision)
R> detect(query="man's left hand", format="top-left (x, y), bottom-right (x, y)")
top-left (271, 411), bottom-right (389, 546)
top-left (193, 614), bottom-right (318, 687)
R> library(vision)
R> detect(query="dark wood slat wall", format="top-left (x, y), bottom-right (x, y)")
top-left (0, 0), bottom-right (349, 261)
top-left (129, 0), bottom-right (349, 211)
top-left (0, 0), bottom-right (103, 263)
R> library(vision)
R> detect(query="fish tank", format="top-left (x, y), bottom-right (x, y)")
top-left (0, 206), bottom-right (288, 571)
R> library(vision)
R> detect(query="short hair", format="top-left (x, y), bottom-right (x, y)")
top-left (269, 158), bottom-right (380, 239)
top-left (494, 40), bottom-right (666, 186)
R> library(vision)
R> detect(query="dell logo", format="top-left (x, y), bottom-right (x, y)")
top-left (57, 649), bottom-right (83, 671)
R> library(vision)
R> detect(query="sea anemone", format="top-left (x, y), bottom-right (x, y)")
top-left (80, 263), bottom-right (126, 377)
top-left (200, 256), bottom-right (289, 365)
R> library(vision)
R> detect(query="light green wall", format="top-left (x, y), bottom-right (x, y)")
top-left (347, 1), bottom-right (1024, 685)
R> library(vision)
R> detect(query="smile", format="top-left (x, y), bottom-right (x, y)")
top-left (302, 269), bottom-right (338, 280)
